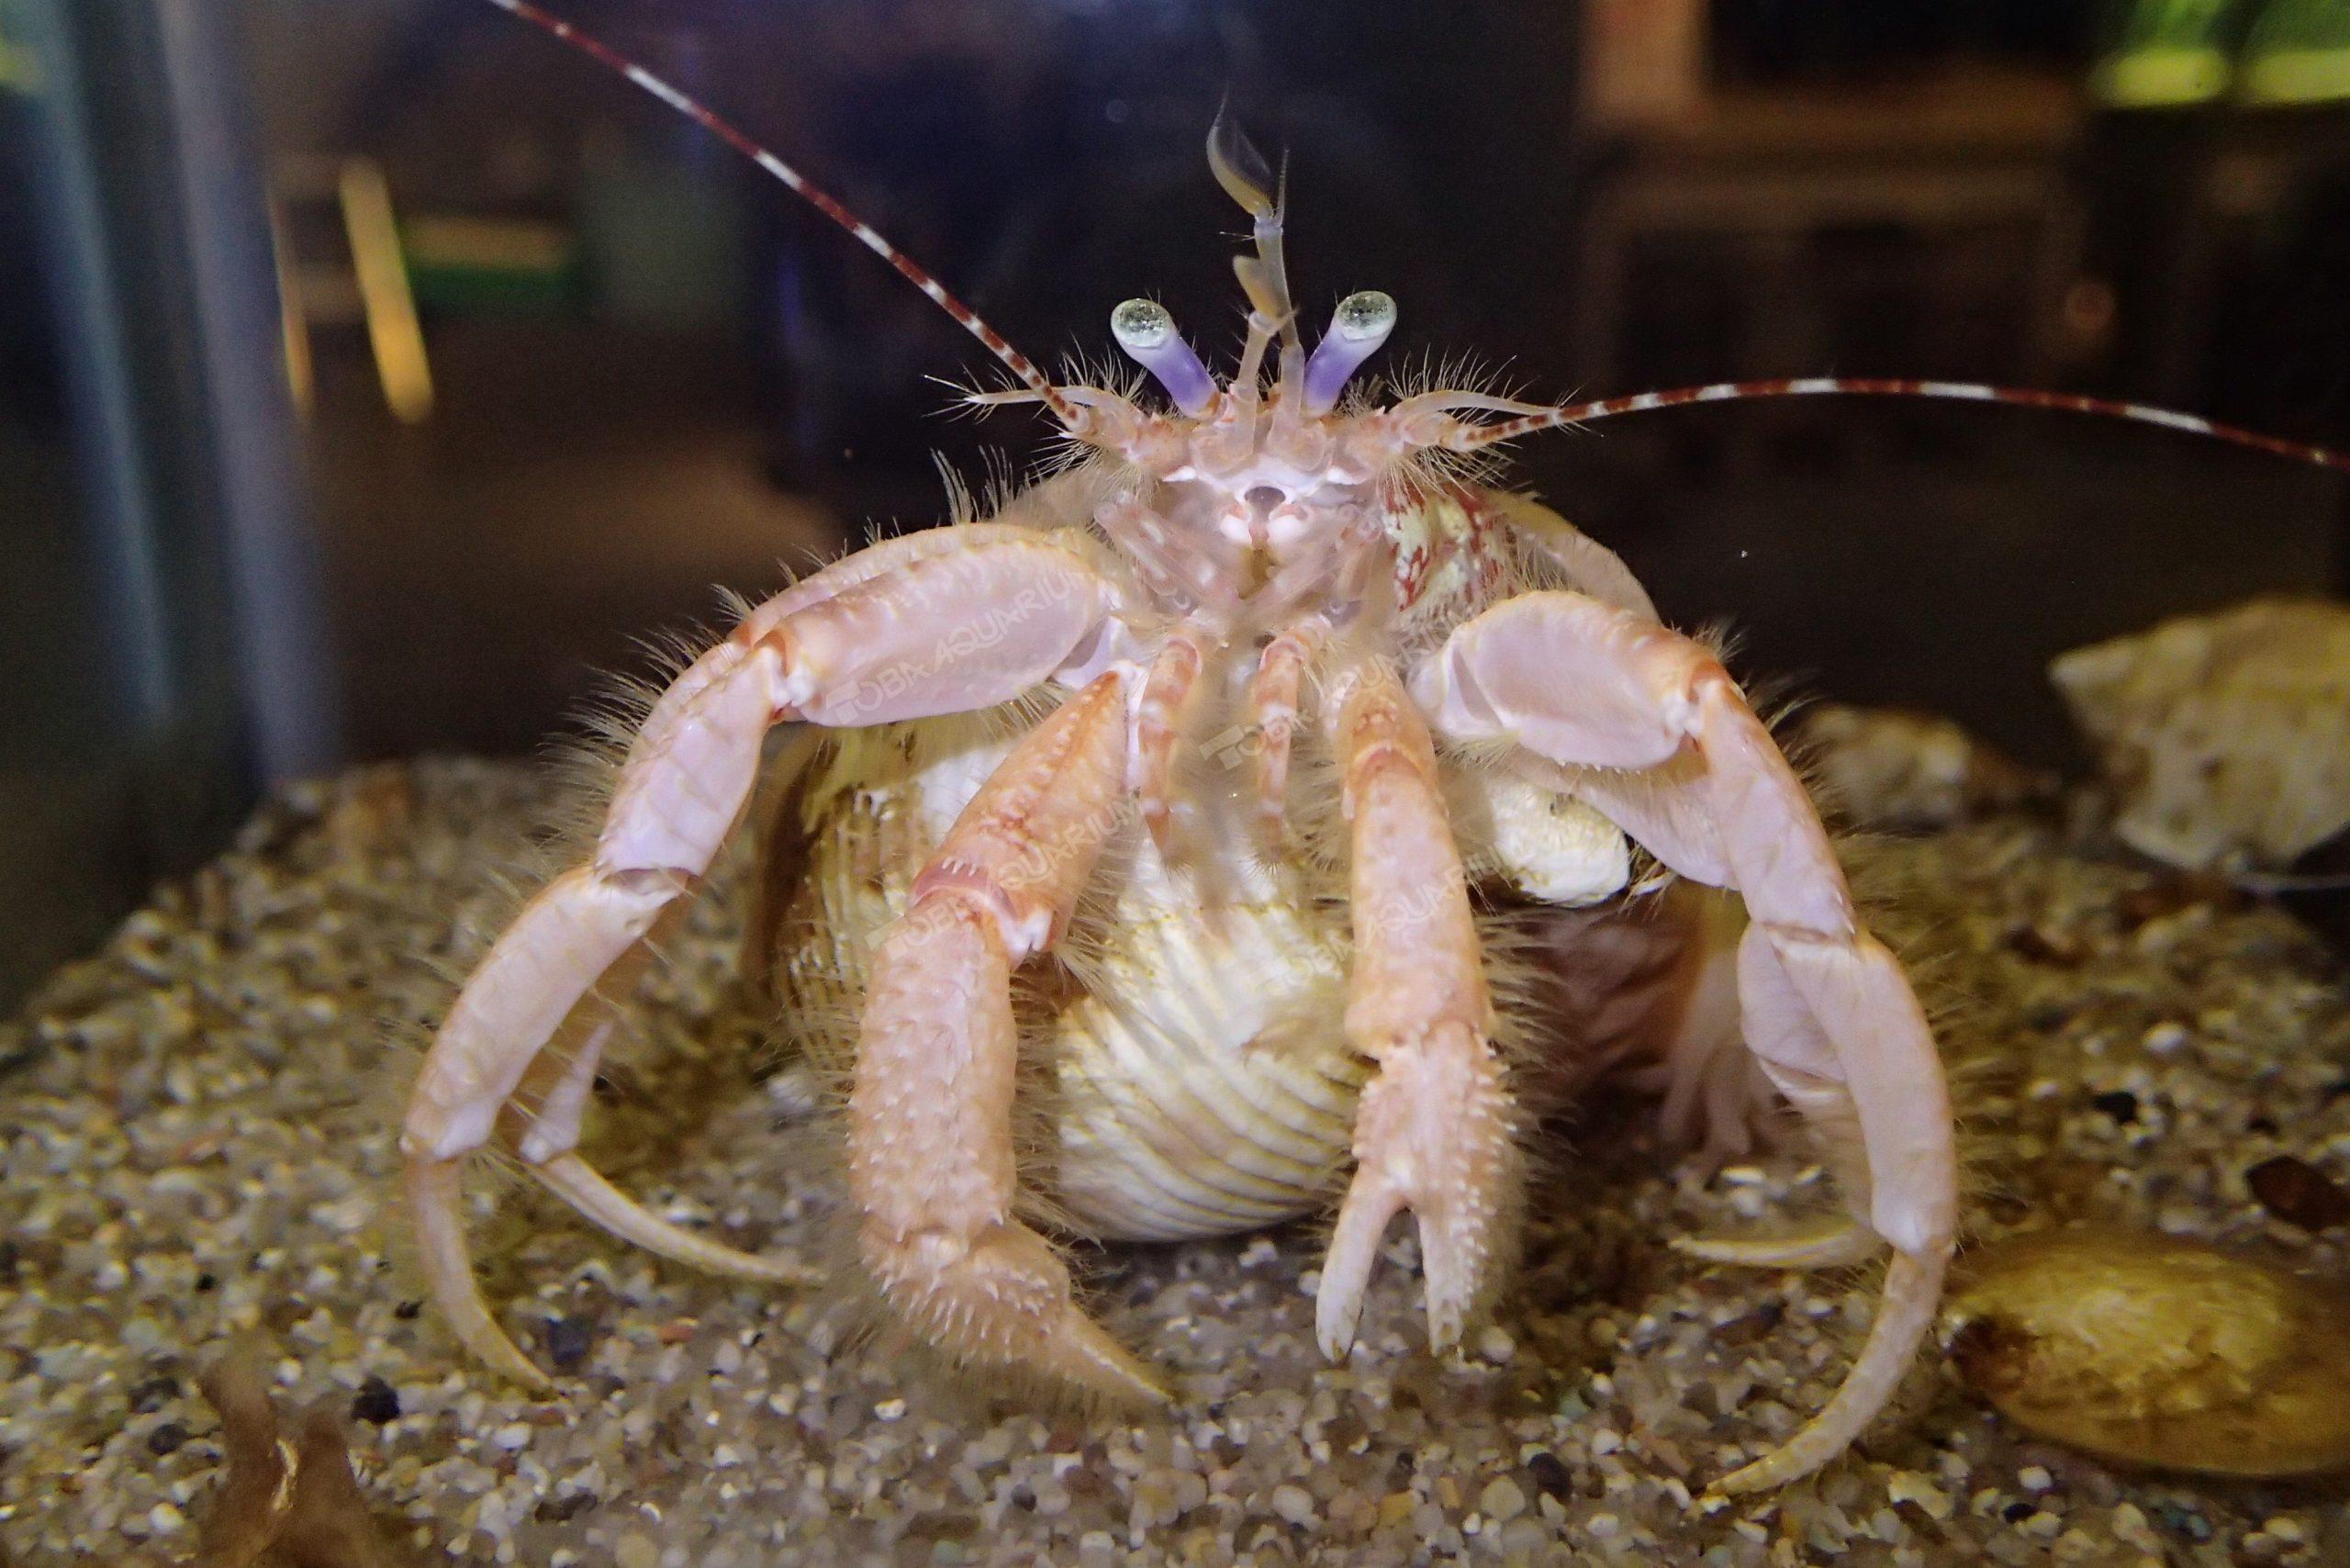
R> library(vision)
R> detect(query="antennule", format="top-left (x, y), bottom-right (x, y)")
top-left (1304, 290), bottom-right (1396, 415)
top-left (1110, 299), bottom-right (1216, 417)
top-left (1208, 108), bottom-right (1301, 366)
top-left (479, 0), bottom-right (1088, 434)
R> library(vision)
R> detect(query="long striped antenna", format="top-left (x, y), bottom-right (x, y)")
top-left (1440, 377), bottom-right (2350, 474)
top-left (479, 0), bottom-right (1088, 432)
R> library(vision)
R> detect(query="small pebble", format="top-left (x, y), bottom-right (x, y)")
top-left (350, 1375), bottom-right (400, 1425)
top-left (2153, 1501), bottom-right (2214, 1541)
top-left (1886, 1470), bottom-right (1953, 1521)
top-left (127, 1375), bottom-right (179, 1415)
top-left (1479, 1476), bottom-right (1527, 1523)
top-left (543, 1315), bottom-right (597, 1372)
top-left (2109, 1503), bottom-right (2160, 1552)
top-left (2089, 1090), bottom-right (2139, 1124)
top-left (3, 760), bottom-right (2339, 1568)
top-left (2245, 1156), bottom-right (2350, 1229)
top-left (1527, 1451), bottom-right (1572, 1500)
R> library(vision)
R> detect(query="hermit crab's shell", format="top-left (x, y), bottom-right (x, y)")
top-left (2051, 598), bottom-right (2350, 870)
top-left (757, 700), bottom-right (1634, 1245)
top-left (1793, 704), bottom-right (2047, 834)
top-left (1942, 1228), bottom-right (2350, 1476)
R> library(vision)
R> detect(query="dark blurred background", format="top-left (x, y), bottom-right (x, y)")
top-left (5, 0), bottom-right (2349, 1001)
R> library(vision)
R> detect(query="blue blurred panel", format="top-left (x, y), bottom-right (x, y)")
top-left (0, 0), bottom-right (337, 1008)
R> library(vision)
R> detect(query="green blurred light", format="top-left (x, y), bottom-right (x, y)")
top-left (2094, 0), bottom-right (2239, 106)
top-left (2241, 0), bottom-right (2350, 104)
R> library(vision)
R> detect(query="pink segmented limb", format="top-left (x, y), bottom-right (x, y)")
top-left (1474, 489), bottom-right (1659, 622)
top-left (1316, 661), bottom-right (1516, 1362)
top-left (1411, 591), bottom-right (1956, 1495)
top-left (1136, 622), bottom-right (1210, 857)
top-left (401, 533), bottom-right (1119, 1383)
top-left (1245, 616), bottom-right (1327, 846)
top-left (1094, 497), bottom-right (1236, 613)
top-left (847, 674), bottom-right (1165, 1401)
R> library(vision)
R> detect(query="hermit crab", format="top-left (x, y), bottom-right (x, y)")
top-left (401, 0), bottom-right (2349, 1495)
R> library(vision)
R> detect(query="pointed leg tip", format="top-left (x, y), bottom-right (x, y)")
top-left (1313, 1276), bottom-right (1368, 1362)
top-left (406, 1154), bottom-right (558, 1394)
top-left (1105, 1361), bottom-right (1177, 1409)
top-left (491, 1343), bottom-right (560, 1395)
top-left (1066, 1322), bottom-right (1173, 1408)
top-left (1672, 1232), bottom-right (1769, 1266)
top-left (1706, 1452), bottom-right (1799, 1497)
top-left (532, 1151), bottom-right (823, 1287)
top-left (1673, 1222), bottom-right (1883, 1271)
top-left (1420, 1280), bottom-right (1468, 1357)
top-left (451, 1310), bottom-right (558, 1394)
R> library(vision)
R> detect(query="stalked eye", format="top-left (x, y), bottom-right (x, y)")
top-left (1111, 297), bottom-right (1175, 353)
top-left (1331, 290), bottom-right (1397, 344)
top-left (1109, 298), bottom-right (1216, 417)
top-left (1303, 290), bottom-right (1399, 415)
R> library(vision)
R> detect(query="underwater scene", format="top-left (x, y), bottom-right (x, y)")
top-left (6, 2), bottom-right (2350, 1563)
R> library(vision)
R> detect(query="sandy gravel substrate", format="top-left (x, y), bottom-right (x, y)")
top-left (5, 759), bottom-right (2349, 1565)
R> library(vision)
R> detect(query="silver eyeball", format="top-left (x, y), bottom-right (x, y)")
top-left (1111, 297), bottom-right (1176, 353)
top-left (1109, 297), bottom-right (1216, 416)
top-left (1303, 291), bottom-right (1399, 415)
top-left (1332, 290), bottom-right (1397, 343)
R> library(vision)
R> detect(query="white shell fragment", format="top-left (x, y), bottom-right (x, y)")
top-left (1796, 704), bottom-right (2045, 833)
top-left (1455, 767), bottom-right (1631, 905)
top-left (2051, 598), bottom-right (2350, 870)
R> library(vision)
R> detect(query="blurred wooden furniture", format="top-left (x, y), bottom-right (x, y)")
top-left (271, 156), bottom-right (434, 422)
top-left (1572, 71), bottom-right (2087, 388)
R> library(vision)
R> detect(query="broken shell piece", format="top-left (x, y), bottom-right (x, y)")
top-left (196, 1344), bottom-right (406, 1568)
top-left (1943, 1228), bottom-right (2350, 1476)
top-left (1795, 705), bottom-right (2046, 832)
top-left (2051, 598), bottom-right (2350, 870)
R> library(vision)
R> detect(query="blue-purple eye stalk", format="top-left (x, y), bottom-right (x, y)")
top-left (1110, 298), bottom-right (1217, 417)
top-left (1303, 290), bottom-right (1396, 415)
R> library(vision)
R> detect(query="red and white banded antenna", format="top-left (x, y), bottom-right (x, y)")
top-left (478, 3), bottom-right (2347, 476)
top-left (478, 0), bottom-right (1085, 431)
top-left (1449, 376), bottom-right (2350, 474)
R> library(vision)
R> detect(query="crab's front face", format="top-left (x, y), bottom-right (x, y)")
top-left (1075, 282), bottom-right (1520, 644)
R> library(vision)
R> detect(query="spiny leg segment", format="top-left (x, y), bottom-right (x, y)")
top-left (401, 532), bottom-right (1120, 1383)
top-left (1316, 659), bottom-right (1516, 1361)
top-left (1413, 590), bottom-right (1957, 1494)
top-left (846, 673), bottom-right (1164, 1401)
top-left (1244, 615), bottom-right (1327, 847)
